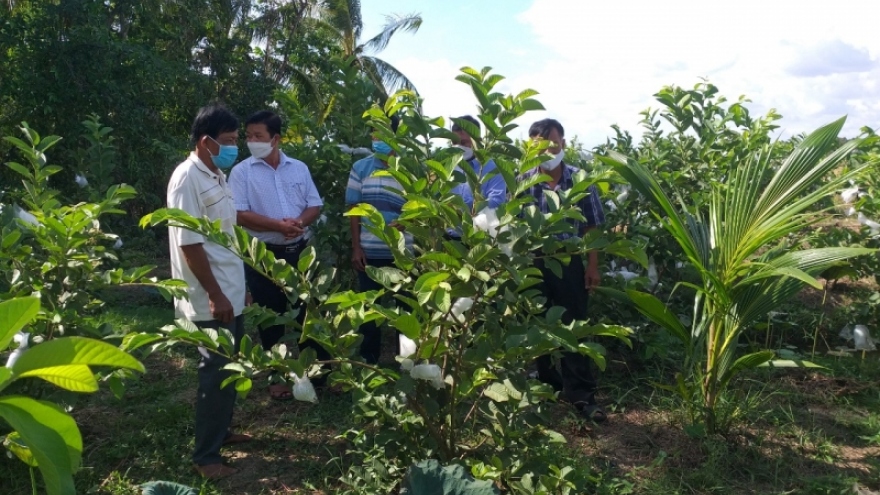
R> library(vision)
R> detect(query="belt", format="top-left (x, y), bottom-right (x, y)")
top-left (265, 238), bottom-right (307, 253)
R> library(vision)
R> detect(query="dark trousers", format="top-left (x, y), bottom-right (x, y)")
top-left (245, 243), bottom-right (330, 362)
top-left (357, 258), bottom-right (401, 364)
top-left (193, 314), bottom-right (244, 466)
top-left (535, 255), bottom-right (599, 405)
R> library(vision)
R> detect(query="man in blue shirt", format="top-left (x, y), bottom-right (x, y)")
top-left (450, 115), bottom-right (507, 211)
top-left (519, 118), bottom-right (607, 423)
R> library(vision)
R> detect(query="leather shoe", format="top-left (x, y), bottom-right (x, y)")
top-left (194, 463), bottom-right (238, 479)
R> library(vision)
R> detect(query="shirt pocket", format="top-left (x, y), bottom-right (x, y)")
top-left (202, 187), bottom-right (232, 223)
top-left (282, 179), bottom-right (308, 207)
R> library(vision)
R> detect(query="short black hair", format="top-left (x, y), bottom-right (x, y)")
top-left (245, 110), bottom-right (282, 137)
top-left (190, 103), bottom-right (239, 145)
top-left (528, 118), bottom-right (565, 139)
top-left (451, 115), bottom-right (480, 132)
top-left (373, 113), bottom-right (400, 134)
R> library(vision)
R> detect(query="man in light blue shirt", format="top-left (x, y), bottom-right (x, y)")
top-left (450, 115), bottom-right (507, 212)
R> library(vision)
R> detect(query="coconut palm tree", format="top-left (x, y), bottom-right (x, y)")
top-left (314, 0), bottom-right (422, 99)
top-left (602, 117), bottom-right (877, 434)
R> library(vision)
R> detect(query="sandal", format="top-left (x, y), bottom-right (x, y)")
top-left (269, 383), bottom-right (293, 401)
top-left (574, 401), bottom-right (607, 423)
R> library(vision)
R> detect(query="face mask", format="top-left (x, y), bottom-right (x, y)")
top-left (456, 145), bottom-right (474, 161)
top-left (539, 150), bottom-right (564, 172)
top-left (208, 137), bottom-right (238, 169)
top-left (372, 140), bottom-right (393, 155)
top-left (247, 140), bottom-right (273, 159)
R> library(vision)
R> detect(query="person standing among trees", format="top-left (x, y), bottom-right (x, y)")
top-left (519, 118), bottom-right (607, 423)
top-left (346, 114), bottom-right (411, 363)
top-left (167, 103), bottom-right (251, 479)
top-left (228, 110), bottom-right (329, 400)
top-left (449, 115), bottom-right (507, 214)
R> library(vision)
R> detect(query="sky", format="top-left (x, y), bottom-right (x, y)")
top-left (361, 0), bottom-right (880, 146)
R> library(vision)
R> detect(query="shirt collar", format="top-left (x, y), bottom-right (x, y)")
top-left (189, 152), bottom-right (219, 180)
top-left (534, 162), bottom-right (572, 187)
top-left (249, 150), bottom-right (292, 168)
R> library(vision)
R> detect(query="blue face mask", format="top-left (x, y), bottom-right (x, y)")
top-left (209, 137), bottom-right (238, 169)
top-left (372, 140), bottom-right (393, 156)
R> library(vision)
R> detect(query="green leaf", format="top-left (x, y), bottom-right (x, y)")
top-left (16, 365), bottom-right (98, 392)
top-left (414, 272), bottom-right (450, 294)
top-left (12, 337), bottom-right (145, 377)
top-left (140, 481), bottom-right (199, 495)
top-left (0, 297), bottom-right (39, 350)
top-left (543, 429), bottom-right (566, 443)
top-left (392, 314), bottom-right (422, 339)
top-left (3, 431), bottom-right (37, 467)
top-left (759, 359), bottom-right (826, 368)
top-left (0, 396), bottom-right (81, 495)
top-left (484, 382), bottom-right (509, 402)
top-left (625, 290), bottom-right (690, 344)
top-left (400, 459), bottom-right (500, 495)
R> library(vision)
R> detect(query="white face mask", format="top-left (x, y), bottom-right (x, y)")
top-left (455, 145), bottom-right (474, 161)
top-left (539, 150), bottom-right (564, 171)
top-left (247, 140), bottom-right (274, 159)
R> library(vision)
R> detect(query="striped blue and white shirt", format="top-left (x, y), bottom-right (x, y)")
top-left (228, 151), bottom-right (323, 245)
top-left (517, 164), bottom-right (605, 240)
top-left (345, 155), bottom-right (413, 260)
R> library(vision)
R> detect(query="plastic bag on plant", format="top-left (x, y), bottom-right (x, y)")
top-left (853, 325), bottom-right (877, 350)
top-left (399, 334), bottom-right (417, 358)
top-left (841, 186), bottom-right (859, 203)
top-left (289, 373), bottom-right (318, 403)
top-left (5, 332), bottom-right (29, 368)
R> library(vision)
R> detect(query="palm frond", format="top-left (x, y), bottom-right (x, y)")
top-left (360, 56), bottom-right (418, 96)
top-left (361, 13), bottom-right (422, 54)
top-left (317, 0), bottom-right (361, 54)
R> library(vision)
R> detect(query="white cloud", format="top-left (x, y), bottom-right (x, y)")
top-left (514, 0), bottom-right (880, 143)
top-left (395, 57), bottom-right (480, 125)
top-left (365, 0), bottom-right (880, 146)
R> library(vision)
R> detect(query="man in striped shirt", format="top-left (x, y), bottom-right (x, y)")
top-left (346, 115), bottom-right (412, 363)
top-left (519, 118), bottom-right (607, 422)
top-left (228, 110), bottom-right (328, 400)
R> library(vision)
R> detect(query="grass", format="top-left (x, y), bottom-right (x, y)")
top-left (1, 283), bottom-right (879, 494)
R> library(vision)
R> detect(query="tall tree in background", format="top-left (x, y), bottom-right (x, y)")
top-left (315, 0), bottom-right (422, 99)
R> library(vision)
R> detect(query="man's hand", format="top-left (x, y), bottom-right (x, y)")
top-left (352, 246), bottom-right (367, 272)
top-left (584, 262), bottom-right (601, 292)
top-left (245, 292), bottom-right (253, 306)
top-left (208, 290), bottom-right (234, 323)
top-left (278, 218), bottom-right (304, 239)
top-left (389, 220), bottom-right (405, 232)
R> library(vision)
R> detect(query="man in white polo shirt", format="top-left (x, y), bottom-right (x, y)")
top-left (167, 103), bottom-right (249, 478)
top-left (228, 110), bottom-right (327, 400)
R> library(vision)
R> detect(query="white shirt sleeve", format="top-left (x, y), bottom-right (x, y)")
top-left (228, 163), bottom-right (250, 211)
top-left (167, 169), bottom-right (206, 247)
